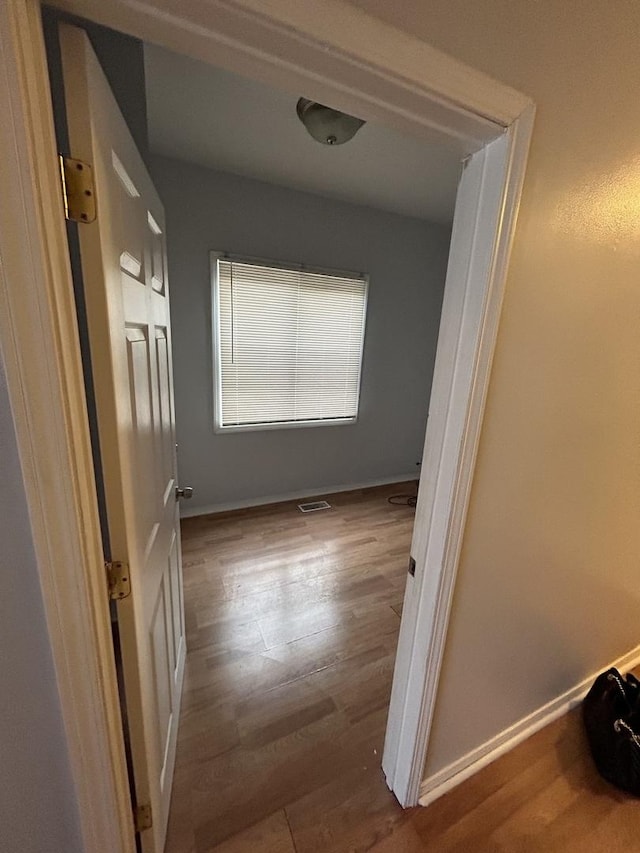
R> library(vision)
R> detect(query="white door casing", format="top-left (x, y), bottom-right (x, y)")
top-left (60, 24), bottom-right (186, 852)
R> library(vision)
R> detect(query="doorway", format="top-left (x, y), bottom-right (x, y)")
top-left (135, 39), bottom-right (457, 850)
top-left (0, 2), bottom-right (534, 852)
top-left (49, 18), bottom-right (457, 848)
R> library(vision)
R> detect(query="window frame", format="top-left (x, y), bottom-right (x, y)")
top-left (211, 251), bottom-right (369, 434)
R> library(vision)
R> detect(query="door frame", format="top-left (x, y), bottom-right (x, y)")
top-left (0, 1), bottom-right (534, 850)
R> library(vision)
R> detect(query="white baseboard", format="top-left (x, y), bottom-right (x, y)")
top-left (180, 473), bottom-right (418, 518)
top-left (418, 643), bottom-right (640, 807)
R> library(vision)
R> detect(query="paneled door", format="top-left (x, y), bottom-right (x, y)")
top-left (60, 24), bottom-right (186, 853)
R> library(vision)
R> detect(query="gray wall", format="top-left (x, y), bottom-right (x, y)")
top-left (150, 155), bottom-right (451, 512)
top-left (0, 355), bottom-right (84, 853)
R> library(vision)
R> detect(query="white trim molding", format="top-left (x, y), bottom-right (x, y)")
top-left (0, 2), bottom-right (134, 852)
top-left (382, 104), bottom-right (535, 807)
top-left (0, 0), bottom-right (535, 843)
top-left (180, 474), bottom-right (419, 518)
top-left (51, 0), bottom-right (529, 153)
top-left (419, 644), bottom-right (640, 807)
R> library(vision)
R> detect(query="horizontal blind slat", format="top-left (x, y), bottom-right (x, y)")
top-left (216, 258), bottom-right (367, 427)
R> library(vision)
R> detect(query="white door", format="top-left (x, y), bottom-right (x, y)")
top-left (60, 24), bottom-right (186, 853)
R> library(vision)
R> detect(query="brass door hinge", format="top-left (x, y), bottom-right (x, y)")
top-left (134, 802), bottom-right (152, 833)
top-left (106, 561), bottom-right (131, 601)
top-left (59, 155), bottom-right (96, 223)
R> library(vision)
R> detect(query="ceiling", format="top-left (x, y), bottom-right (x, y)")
top-left (143, 44), bottom-right (460, 224)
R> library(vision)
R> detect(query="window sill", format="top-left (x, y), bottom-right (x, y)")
top-left (214, 416), bottom-right (358, 434)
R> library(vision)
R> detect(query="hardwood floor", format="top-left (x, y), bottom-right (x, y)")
top-left (166, 483), bottom-right (414, 853)
top-left (166, 484), bottom-right (640, 853)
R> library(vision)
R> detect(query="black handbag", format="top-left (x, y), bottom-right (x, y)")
top-left (582, 667), bottom-right (640, 796)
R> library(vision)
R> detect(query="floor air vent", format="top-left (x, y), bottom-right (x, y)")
top-left (298, 500), bottom-right (331, 513)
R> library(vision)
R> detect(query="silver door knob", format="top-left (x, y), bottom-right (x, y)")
top-left (175, 486), bottom-right (193, 500)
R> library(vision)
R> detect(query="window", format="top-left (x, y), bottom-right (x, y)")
top-left (212, 254), bottom-right (368, 431)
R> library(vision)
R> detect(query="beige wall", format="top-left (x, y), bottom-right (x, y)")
top-left (348, 0), bottom-right (640, 776)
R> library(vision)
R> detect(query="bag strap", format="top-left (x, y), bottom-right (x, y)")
top-left (607, 671), bottom-right (636, 712)
top-left (614, 718), bottom-right (640, 748)
top-left (607, 671), bottom-right (627, 697)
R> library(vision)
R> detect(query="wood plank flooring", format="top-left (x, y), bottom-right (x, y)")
top-left (166, 484), bottom-right (640, 853)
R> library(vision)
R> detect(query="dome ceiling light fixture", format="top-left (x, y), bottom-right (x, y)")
top-left (296, 97), bottom-right (365, 146)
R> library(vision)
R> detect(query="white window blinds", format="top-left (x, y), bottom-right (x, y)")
top-left (214, 257), bottom-right (368, 429)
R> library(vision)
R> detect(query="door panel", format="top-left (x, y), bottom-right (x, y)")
top-left (155, 328), bottom-right (175, 502)
top-left (149, 213), bottom-right (166, 294)
top-left (150, 576), bottom-right (173, 770)
top-left (60, 24), bottom-right (186, 853)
